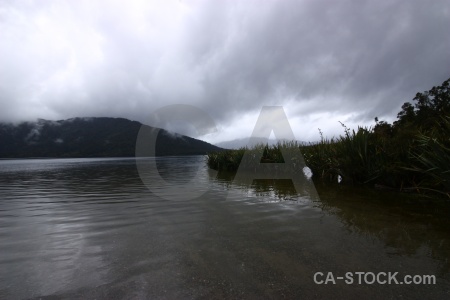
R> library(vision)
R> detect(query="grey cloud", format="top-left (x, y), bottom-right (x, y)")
top-left (0, 0), bottom-right (449, 141)
top-left (192, 0), bottom-right (450, 123)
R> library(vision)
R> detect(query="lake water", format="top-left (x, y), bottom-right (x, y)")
top-left (0, 157), bottom-right (449, 299)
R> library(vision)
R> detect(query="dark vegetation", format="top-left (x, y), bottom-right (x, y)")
top-left (0, 117), bottom-right (222, 158)
top-left (208, 78), bottom-right (450, 198)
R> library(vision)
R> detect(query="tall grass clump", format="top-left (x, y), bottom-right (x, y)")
top-left (300, 130), bottom-right (340, 181)
top-left (406, 117), bottom-right (450, 197)
top-left (207, 148), bottom-right (246, 172)
top-left (207, 141), bottom-right (304, 173)
top-left (301, 125), bottom-right (391, 185)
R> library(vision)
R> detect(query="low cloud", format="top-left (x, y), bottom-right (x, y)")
top-left (1, 0), bottom-right (449, 142)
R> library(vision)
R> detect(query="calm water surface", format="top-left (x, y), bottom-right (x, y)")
top-left (0, 157), bottom-right (449, 299)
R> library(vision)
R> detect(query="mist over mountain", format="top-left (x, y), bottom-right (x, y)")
top-left (0, 117), bottom-right (222, 158)
top-left (215, 137), bottom-right (308, 150)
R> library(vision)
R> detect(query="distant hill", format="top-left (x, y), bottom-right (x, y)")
top-left (216, 137), bottom-right (308, 149)
top-left (0, 117), bottom-right (223, 158)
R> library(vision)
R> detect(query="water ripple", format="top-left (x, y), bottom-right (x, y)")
top-left (0, 157), bottom-right (449, 299)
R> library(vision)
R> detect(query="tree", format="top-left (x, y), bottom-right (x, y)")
top-left (414, 78), bottom-right (450, 113)
top-left (374, 117), bottom-right (393, 138)
top-left (393, 77), bottom-right (450, 130)
top-left (395, 102), bottom-right (415, 126)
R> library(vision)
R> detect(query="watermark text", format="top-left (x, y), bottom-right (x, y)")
top-left (313, 272), bottom-right (436, 285)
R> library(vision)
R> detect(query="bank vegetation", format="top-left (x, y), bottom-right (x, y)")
top-left (208, 78), bottom-right (450, 198)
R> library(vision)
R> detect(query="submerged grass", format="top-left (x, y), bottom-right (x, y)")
top-left (207, 141), bottom-right (301, 172)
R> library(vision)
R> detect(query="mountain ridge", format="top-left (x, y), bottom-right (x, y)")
top-left (215, 137), bottom-right (308, 150)
top-left (0, 117), bottom-right (222, 158)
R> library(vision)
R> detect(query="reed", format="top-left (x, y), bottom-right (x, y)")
top-left (207, 122), bottom-right (449, 198)
top-left (406, 117), bottom-right (450, 197)
top-left (207, 77), bottom-right (450, 198)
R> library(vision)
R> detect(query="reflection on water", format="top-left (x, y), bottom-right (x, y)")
top-left (315, 183), bottom-right (450, 276)
top-left (212, 170), bottom-right (318, 202)
top-left (0, 157), bottom-right (449, 299)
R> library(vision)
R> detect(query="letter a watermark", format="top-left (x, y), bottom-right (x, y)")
top-left (230, 106), bottom-right (319, 200)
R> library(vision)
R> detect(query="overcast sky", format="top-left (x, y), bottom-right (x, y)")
top-left (1, 0), bottom-right (449, 143)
